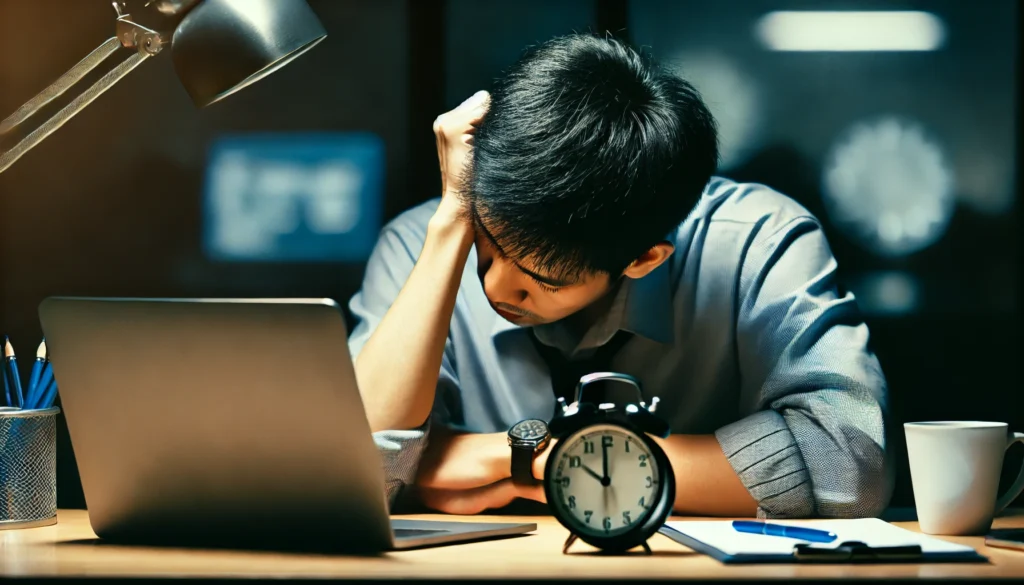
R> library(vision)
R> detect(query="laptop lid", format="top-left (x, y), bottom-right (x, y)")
top-left (39, 297), bottom-right (395, 551)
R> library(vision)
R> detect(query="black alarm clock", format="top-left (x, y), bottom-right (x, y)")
top-left (543, 372), bottom-right (675, 554)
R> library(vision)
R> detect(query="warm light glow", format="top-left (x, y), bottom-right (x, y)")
top-left (756, 11), bottom-right (946, 52)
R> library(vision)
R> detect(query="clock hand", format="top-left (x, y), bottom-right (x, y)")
top-left (581, 464), bottom-right (603, 483)
top-left (602, 440), bottom-right (609, 482)
top-left (603, 479), bottom-right (610, 522)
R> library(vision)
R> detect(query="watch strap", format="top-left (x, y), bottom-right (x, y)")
top-left (511, 443), bottom-right (539, 486)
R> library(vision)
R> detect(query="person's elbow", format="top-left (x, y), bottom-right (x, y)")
top-left (778, 385), bottom-right (894, 518)
top-left (374, 427), bottom-right (431, 510)
top-left (810, 419), bottom-right (895, 519)
top-left (828, 447), bottom-right (894, 519)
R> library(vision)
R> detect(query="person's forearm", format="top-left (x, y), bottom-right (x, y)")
top-left (355, 206), bottom-right (473, 432)
top-left (415, 431), bottom-right (546, 514)
top-left (529, 433), bottom-right (756, 515)
top-left (413, 431), bottom-right (759, 516)
top-left (417, 431), bottom-right (509, 490)
top-left (655, 434), bottom-right (758, 516)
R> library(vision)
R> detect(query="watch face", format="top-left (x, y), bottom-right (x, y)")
top-left (510, 419), bottom-right (549, 442)
top-left (548, 423), bottom-right (660, 539)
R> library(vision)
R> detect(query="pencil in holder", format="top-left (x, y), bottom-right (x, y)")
top-left (0, 406), bottom-right (60, 529)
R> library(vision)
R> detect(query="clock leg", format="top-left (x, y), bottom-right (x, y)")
top-left (641, 541), bottom-right (653, 555)
top-left (562, 533), bottom-right (578, 554)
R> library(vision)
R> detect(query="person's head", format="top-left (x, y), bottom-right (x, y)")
top-left (468, 33), bottom-right (718, 326)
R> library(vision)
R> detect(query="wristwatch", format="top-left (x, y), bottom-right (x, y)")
top-left (508, 418), bottom-right (551, 486)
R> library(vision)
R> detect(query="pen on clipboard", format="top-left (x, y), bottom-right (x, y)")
top-left (732, 520), bottom-right (838, 543)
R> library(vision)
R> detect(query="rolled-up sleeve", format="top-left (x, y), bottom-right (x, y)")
top-left (715, 215), bottom-right (893, 519)
top-left (348, 221), bottom-right (459, 509)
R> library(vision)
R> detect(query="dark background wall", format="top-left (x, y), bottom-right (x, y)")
top-left (0, 0), bottom-right (1020, 512)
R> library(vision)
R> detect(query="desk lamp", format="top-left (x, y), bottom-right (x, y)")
top-left (0, 0), bottom-right (327, 174)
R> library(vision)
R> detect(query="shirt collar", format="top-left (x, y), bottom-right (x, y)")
top-left (490, 260), bottom-right (675, 347)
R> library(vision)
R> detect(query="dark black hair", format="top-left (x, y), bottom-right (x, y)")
top-left (469, 33), bottom-right (718, 280)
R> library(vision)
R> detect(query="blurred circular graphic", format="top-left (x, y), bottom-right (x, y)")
top-left (668, 52), bottom-right (761, 171)
top-left (822, 117), bottom-right (955, 257)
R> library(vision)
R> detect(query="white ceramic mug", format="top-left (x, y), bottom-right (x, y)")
top-left (905, 421), bottom-right (1024, 535)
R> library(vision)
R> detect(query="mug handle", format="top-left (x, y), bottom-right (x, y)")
top-left (995, 432), bottom-right (1024, 514)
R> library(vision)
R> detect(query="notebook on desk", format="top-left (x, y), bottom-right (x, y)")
top-left (659, 518), bottom-right (985, 564)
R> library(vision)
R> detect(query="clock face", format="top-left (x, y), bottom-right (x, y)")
top-left (549, 423), bottom-right (660, 538)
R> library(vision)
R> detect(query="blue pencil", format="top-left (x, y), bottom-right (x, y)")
top-left (26, 340), bottom-right (46, 404)
top-left (2, 357), bottom-right (10, 406)
top-left (29, 363), bottom-right (54, 410)
top-left (3, 337), bottom-right (23, 408)
top-left (37, 375), bottom-right (59, 410)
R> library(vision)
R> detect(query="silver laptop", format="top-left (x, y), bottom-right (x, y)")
top-left (39, 297), bottom-right (535, 551)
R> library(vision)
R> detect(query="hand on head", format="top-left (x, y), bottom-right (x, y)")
top-left (433, 90), bottom-right (490, 221)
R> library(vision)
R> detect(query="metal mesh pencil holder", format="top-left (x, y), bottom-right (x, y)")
top-left (0, 406), bottom-right (60, 529)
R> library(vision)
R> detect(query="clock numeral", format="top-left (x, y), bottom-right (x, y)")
top-left (622, 511), bottom-right (632, 525)
top-left (561, 477), bottom-right (571, 487)
top-left (569, 456), bottom-right (581, 468)
top-left (638, 496), bottom-right (645, 507)
top-left (583, 441), bottom-right (595, 454)
top-left (625, 440), bottom-right (630, 453)
top-left (638, 454), bottom-right (648, 467)
top-left (603, 516), bottom-right (612, 532)
top-left (645, 476), bottom-right (653, 488)
top-left (584, 510), bottom-right (593, 523)
top-left (602, 435), bottom-right (613, 448)
top-left (568, 496), bottom-right (576, 509)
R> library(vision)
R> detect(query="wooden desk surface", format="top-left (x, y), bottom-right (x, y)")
top-left (2, 510), bottom-right (1024, 580)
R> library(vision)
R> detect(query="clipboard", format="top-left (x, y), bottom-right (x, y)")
top-left (792, 541), bottom-right (927, 562)
top-left (659, 518), bottom-right (986, 564)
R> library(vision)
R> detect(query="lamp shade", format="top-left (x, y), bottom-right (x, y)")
top-left (170, 0), bottom-right (327, 107)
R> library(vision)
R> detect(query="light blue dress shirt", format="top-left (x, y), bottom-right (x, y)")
top-left (350, 177), bottom-right (894, 519)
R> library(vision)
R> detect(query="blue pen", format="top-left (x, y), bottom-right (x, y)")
top-left (26, 340), bottom-right (46, 405)
top-left (37, 374), bottom-right (59, 410)
top-left (3, 337), bottom-right (24, 408)
top-left (1, 356), bottom-right (10, 406)
top-left (29, 362), bottom-right (54, 410)
top-left (732, 521), bottom-right (837, 543)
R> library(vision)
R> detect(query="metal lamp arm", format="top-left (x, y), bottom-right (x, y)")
top-left (0, 3), bottom-right (167, 175)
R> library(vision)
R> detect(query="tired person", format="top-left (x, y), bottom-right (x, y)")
top-left (348, 34), bottom-right (892, 519)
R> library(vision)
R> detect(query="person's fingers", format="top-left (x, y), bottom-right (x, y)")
top-left (435, 132), bottom-right (448, 191)
top-left (434, 91), bottom-right (489, 142)
top-left (467, 95), bottom-right (490, 126)
top-left (457, 90), bottom-right (489, 111)
top-left (433, 113), bottom-right (470, 141)
top-left (451, 91), bottom-right (490, 129)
